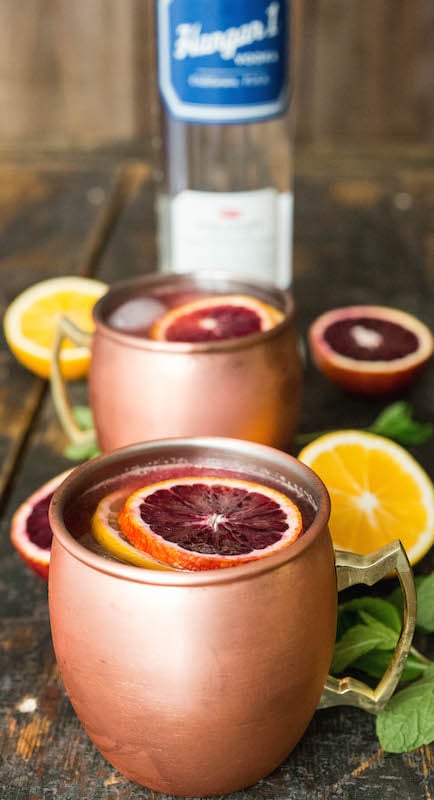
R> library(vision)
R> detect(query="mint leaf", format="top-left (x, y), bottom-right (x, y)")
top-left (388, 574), bottom-right (434, 634)
top-left (415, 573), bottom-right (434, 633)
top-left (331, 625), bottom-right (389, 674)
top-left (339, 597), bottom-right (401, 633)
top-left (357, 611), bottom-right (399, 649)
top-left (369, 402), bottom-right (433, 445)
top-left (353, 650), bottom-right (427, 682)
top-left (72, 405), bottom-right (94, 431)
top-left (296, 402), bottom-right (432, 448)
top-left (63, 442), bottom-right (100, 461)
top-left (376, 666), bottom-right (434, 752)
top-left (62, 406), bottom-right (99, 460)
top-left (333, 602), bottom-right (400, 674)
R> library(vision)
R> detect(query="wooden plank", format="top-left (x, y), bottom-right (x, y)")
top-left (1, 1), bottom-right (434, 148)
top-left (303, 0), bottom-right (434, 144)
top-left (0, 151), bottom-right (433, 798)
top-left (0, 0), bottom-right (140, 145)
top-left (293, 158), bottom-right (434, 540)
top-left (131, 0), bottom-right (161, 150)
top-left (94, 161), bottom-right (156, 283)
top-left (0, 161), bottom-right (128, 503)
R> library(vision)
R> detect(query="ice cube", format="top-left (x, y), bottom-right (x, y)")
top-left (108, 297), bottom-right (166, 333)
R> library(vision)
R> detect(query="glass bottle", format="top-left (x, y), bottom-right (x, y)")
top-left (156, 0), bottom-right (293, 288)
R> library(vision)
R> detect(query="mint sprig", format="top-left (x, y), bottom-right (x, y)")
top-left (296, 402), bottom-right (433, 448)
top-left (332, 576), bottom-right (434, 753)
top-left (62, 405), bottom-right (101, 462)
top-left (369, 401), bottom-right (433, 445)
top-left (376, 666), bottom-right (434, 753)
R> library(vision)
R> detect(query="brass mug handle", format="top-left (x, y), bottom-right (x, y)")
top-left (50, 315), bottom-right (95, 446)
top-left (319, 539), bottom-right (417, 714)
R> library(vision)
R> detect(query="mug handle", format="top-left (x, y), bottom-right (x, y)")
top-left (319, 540), bottom-right (417, 714)
top-left (50, 315), bottom-right (95, 446)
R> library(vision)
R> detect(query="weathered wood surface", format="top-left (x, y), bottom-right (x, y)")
top-left (0, 149), bottom-right (433, 799)
top-left (0, 0), bottom-right (155, 146)
top-left (0, 159), bottom-right (130, 506)
top-left (1, 1), bottom-right (434, 148)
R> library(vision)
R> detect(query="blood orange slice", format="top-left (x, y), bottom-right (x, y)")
top-left (10, 469), bottom-right (72, 580)
top-left (91, 489), bottom-right (175, 570)
top-left (150, 294), bottom-right (283, 343)
top-left (118, 476), bottom-right (302, 571)
top-left (309, 305), bottom-right (433, 395)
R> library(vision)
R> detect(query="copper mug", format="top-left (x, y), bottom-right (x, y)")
top-left (50, 271), bottom-right (303, 452)
top-left (48, 437), bottom-right (416, 798)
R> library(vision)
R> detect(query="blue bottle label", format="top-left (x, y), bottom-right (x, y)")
top-left (157, 0), bottom-right (290, 124)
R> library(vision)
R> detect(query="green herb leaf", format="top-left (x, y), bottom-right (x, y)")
top-left (357, 611), bottom-right (399, 648)
top-left (353, 649), bottom-right (427, 682)
top-left (295, 430), bottom-right (328, 447)
top-left (414, 573), bottom-right (434, 633)
top-left (338, 597), bottom-right (402, 633)
top-left (369, 402), bottom-right (433, 445)
top-left (331, 625), bottom-right (389, 674)
top-left (376, 665), bottom-right (434, 752)
top-left (388, 574), bottom-right (434, 634)
top-left (72, 405), bottom-right (95, 431)
top-left (62, 405), bottom-right (99, 460)
top-left (63, 442), bottom-right (100, 461)
top-left (296, 402), bottom-right (432, 448)
top-left (333, 601), bottom-right (402, 675)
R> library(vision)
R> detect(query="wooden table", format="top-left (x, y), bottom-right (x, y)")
top-left (1, 147), bottom-right (433, 799)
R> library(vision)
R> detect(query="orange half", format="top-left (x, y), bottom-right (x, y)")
top-left (3, 276), bottom-right (107, 379)
top-left (298, 430), bottom-right (434, 564)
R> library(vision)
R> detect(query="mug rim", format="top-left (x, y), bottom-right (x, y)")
top-left (91, 271), bottom-right (295, 354)
top-left (49, 436), bottom-right (331, 587)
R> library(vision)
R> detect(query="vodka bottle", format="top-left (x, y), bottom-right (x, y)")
top-left (156, 1), bottom-right (293, 288)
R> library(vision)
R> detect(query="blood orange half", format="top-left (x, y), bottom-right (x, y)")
top-left (10, 469), bottom-right (72, 580)
top-left (150, 294), bottom-right (283, 343)
top-left (118, 476), bottom-right (302, 571)
top-left (308, 305), bottom-right (433, 396)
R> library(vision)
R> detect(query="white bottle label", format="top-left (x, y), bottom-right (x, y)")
top-left (170, 189), bottom-right (293, 287)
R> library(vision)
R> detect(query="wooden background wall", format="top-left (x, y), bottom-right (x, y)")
top-left (0, 0), bottom-right (433, 149)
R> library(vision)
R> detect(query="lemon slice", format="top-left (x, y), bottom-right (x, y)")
top-left (298, 430), bottom-right (434, 565)
top-left (91, 489), bottom-right (173, 570)
top-left (3, 276), bottom-right (107, 379)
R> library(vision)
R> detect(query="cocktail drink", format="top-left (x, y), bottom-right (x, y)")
top-left (50, 271), bottom-right (303, 451)
top-left (48, 437), bottom-right (415, 797)
top-left (65, 452), bottom-right (316, 573)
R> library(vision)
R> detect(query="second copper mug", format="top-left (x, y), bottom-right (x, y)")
top-left (50, 271), bottom-right (302, 452)
top-left (48, 437), bottom-right (416, 798)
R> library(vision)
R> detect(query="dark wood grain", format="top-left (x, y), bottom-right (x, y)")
top-left (0, 0), bottom-right (144, 146)
top-left (0, 161), bottom-right (128, 507)
top-left (0, 1), bottom-right (434, 148)
top-left (299, 0), bottom-right (434, 145)
top-left (293, 148), bottom-right (434, 451)
top-left (0, 150), bottom-right (433, 799)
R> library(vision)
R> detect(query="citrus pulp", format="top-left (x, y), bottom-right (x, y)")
top-left (10, 469), bottom-right (72, 579)
top-left (118, 475), bottom-right (302, 570)
top-left (4, 276), bottom-right (107, 379)
top-left (298, 430), bottom-right (434, 564)
top-left (91, 488), bottom-right (174, 570)
top-left (308, 305), bottom-right (433, 395)
top-left (150, 294), bottom-right (283, 343)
